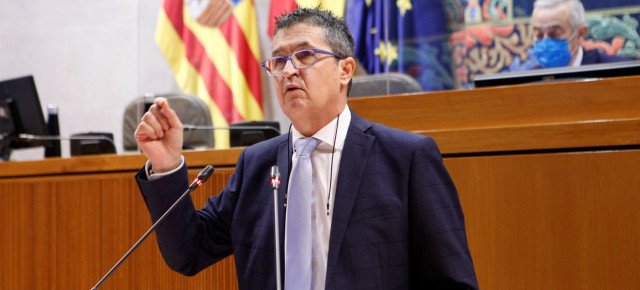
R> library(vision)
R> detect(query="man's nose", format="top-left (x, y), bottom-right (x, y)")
top-left (281, 58), bottom-right (299, 77)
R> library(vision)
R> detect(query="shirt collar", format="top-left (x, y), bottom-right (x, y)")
top-left (571, 47), bottom-right (584, 67)
top-left (291, 105), bottom-right (351, 152)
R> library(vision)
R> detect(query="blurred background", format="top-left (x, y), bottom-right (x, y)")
top-left (1, 0), bottom-right (638, 160)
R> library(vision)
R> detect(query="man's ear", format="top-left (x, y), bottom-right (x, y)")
top-left (577, 25), bottom-right (588, 42)
top-left (340, 57), bottom-right (356, 86)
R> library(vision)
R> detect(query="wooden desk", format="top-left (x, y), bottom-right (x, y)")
top-left (0, 150), bottom-right (241, 289)
top-left (1, 76), bottom-right (639, 289)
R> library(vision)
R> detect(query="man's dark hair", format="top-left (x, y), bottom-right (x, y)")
top-left (274, 7), bottom-right (355, 60)
top-left (274, 7), bottom-right (355, 94)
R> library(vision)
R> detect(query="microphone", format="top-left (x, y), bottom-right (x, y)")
top-left (92, 165), bottom-right (215, 290)
top-left (18, 133), bottom-right (117, 157)
top-left (18, 134), bottom-right (117, 150)
top-left (190, 164), bottom-right (215, 190)
top-left (183, 124), bottom-right (281, 134)
top-left (270, 166), bottom-right (283, 290)
top-left (271, 166), bottom-right (281, 189)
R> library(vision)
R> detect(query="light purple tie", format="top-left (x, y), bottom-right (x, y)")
top-left (285, 137), bottom-right (320, 290)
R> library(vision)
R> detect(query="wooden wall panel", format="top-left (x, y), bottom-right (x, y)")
top-left (348, 76), bottom-right (640, 154)
top-left (446, 150), bottom-right (640, 289)
top-left (0, 169), bottom-right (239, 289)
top-left (3, 150), bottom-right (639, 289)
top-left (348, 75), bottom-right (640, 133)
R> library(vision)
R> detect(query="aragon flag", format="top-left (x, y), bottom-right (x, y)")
top-left (156, 0), bottom-right (263, 148)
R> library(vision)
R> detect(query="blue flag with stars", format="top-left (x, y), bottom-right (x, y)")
top-left (345, 0), bottom-right (453, 91)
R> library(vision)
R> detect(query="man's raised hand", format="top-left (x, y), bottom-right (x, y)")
top-left (134, 97), bottom-right (184, 172)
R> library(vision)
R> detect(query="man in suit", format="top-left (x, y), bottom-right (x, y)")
top-left (134, 8), bottom-right (478, 290)
top-left (510, 0), bottom-right (631, 71)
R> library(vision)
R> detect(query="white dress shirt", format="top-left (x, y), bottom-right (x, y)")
top-left (287, 105), bottom-right (351, 290)
top-left (571, 46), bottom-right (584, 67)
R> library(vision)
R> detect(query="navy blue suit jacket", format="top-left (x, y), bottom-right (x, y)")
top-left (136, 111), bottom-right (478, 289)
top-left (581, 48), bottom-right (632, 65)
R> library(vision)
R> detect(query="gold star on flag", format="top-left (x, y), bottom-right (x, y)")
top-left (374, 41), bottom-right (398, 65)
top-left (397, 0), bottom-right (413, 16)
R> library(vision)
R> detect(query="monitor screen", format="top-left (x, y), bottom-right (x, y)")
top-left (473, 60), bottom-right (640, 88)
top-left (0, 99), bottom-right (17, 136)
top-left (0, 75), bottom-right (49, 150)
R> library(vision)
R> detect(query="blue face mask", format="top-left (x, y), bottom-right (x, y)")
top-left (533, 37), bottom-right (573, 68)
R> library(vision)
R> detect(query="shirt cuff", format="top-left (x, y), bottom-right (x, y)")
top-left (145, 156), bottom-right (185, 180)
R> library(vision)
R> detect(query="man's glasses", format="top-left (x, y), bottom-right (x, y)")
top-left (261, 49), bottom-right (343, 77)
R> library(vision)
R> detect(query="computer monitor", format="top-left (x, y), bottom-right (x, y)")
top-left (473, 60), bottom-right (640, 88)
top-left (230, 121), bottom-right (281, 147)
top-left (0, 99), bottom-right (17, 137)
top-left (0, 75), bottom-right (50, 160)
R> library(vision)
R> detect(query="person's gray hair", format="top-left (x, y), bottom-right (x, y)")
top-left (273, 7), bottom-right (355, 59)
top-left (533, 0), bottom-right (586, 30)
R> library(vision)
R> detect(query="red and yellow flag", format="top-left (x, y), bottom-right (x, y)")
top-left (156, 0), bottom-right (263, 148)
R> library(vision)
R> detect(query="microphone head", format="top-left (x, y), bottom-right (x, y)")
top-left (197, 165), bottom-right (215, 183)
top-left (271, 166), bottom-right (280, 179)
top-left (270, 166), bottom-right (280, 189)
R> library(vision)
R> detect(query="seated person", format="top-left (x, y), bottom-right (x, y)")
top-left (510, 0), bottom-right (632, 71)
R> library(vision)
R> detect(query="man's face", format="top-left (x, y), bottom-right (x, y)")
top-left (271, 23), bottom-right (352, 135)
top-left (532, 2), bottom-right (585, 64)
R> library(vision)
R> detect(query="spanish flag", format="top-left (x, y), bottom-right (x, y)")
top-left (156, 0), bottom-right (263, 148)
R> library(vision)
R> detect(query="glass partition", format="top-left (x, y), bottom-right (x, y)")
top-left (446, 0), bottom-right (640, 89)
top-left (346, 0), bottom-right (640, 91)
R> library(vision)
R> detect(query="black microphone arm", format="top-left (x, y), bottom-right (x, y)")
top-left (18, 133), bottom-right (117, 149)
top-left (92, 165), bottom-right (215, 290)
top-left (183, 124), bottom-right (281, 134)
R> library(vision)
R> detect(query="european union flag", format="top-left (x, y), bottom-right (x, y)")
top-left (345, 0), bottom-right (453, 91)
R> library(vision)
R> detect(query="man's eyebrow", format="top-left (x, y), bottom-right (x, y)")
top-left (533, 24), bottom-right (565, 37)
top-left (534, 24), bottom-right (563, 31)
top-left (548, 24), bottom-right (563, 30)
top-left (272, 41), bottom-right (312, 56)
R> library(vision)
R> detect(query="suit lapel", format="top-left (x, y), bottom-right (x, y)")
top-left (325, 112), bottom-right (375, 283)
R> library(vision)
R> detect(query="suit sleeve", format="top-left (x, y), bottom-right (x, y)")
top-left (135, 151), bottom-right (247, 276)
top-left (408, 136), bottom-right (479, 289)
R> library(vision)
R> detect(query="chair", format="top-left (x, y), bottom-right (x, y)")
top-left (349, 72), bottom-right (423, 98)
top-left (122, 93), bottom-right (214, 151)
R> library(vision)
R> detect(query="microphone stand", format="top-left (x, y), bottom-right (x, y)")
top-left (271, 166), bottom-right (283, 290)
top-left (0, 133), bottom-right (16, 161)
top-left (91, 165), bottom-right (215, 290)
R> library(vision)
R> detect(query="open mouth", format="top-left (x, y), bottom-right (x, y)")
top-left (285, 83), bottom-right (302, 92)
